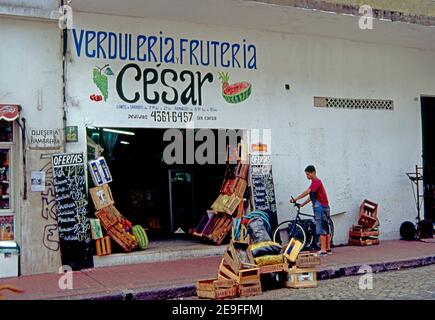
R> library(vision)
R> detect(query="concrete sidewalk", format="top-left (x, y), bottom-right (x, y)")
top-left (0, 239), bottom-right (434, 300)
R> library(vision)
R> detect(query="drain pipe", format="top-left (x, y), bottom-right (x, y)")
top-left (61, 0), bottom-right (68, 150)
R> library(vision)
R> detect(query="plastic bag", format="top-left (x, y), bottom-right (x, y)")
top-left (247, 217), bottom-right (271, 243)
top-left (249, 241), bottom-right (282, 257)
top-left (254, 254), bottom-right (284, 266)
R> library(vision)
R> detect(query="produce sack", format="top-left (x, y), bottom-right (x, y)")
top-left (249, 240), bottom-right (282, 258)
top-left (247, 217), bottom-right (271, 243)
top-left (254, 254), bottom-right (284, 266)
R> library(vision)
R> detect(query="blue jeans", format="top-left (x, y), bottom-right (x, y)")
top-left (310, 192), bottom-right (330, 237)
top-left (313, 205), bottom-right (330, 236)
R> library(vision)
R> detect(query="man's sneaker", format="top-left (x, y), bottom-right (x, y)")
top-left (327, 250), bottom-right (332, 255)
top-left (316, 251), bottom-right (328, 257)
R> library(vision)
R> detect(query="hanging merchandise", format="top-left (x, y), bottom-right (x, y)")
top-left (102, 131), bottom-right (118, 160)
top-left (88, 157), bottom-right (113, 187)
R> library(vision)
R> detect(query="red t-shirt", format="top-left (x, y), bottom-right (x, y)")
top-left (310, 178), bottom-right (329, 207)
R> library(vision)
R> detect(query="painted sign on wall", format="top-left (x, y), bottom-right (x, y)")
top-left (29, 128), bottom-right (62, 149)
top-left (69, 25), bottom-right (258, 126)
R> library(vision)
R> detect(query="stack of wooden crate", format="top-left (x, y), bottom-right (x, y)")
top-left (218, 241), bottom-right (262, 297)
top-left (285, 252), bottom-right (320, 289)
top-left (197, 237), bottom-right (323, 299)
top-left (197, 241), bottom-right (262, 299)
top-left (282, 238), bottom-right (320, 289)
top-left (95, 205), bottom-right (138, 252)
top-left (191, 143), bottom-right (250, 245)
top-left (349, 199), bottom-right (380, 246)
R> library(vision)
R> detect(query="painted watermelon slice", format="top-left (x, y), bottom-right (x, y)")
top-left (218, 72), bottom-right (252, 104)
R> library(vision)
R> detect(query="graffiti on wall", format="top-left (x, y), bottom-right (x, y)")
top-left (39, 156), bottom-right (60, 252)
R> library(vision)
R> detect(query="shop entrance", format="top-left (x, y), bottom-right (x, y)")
top-left (421, 97), bottom-right (435, 221)
top-left (87, 127), bottom-right (240, 252)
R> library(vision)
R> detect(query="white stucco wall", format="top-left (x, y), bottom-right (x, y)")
top-left (0, 16), bottom-right (63, 274)
top-left (65, 12), bottom-right (435, 245)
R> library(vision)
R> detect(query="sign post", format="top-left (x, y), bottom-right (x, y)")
top-left (249, 154), bottom-right (278, 231)
top-left (52, 153), bottom-right (93, 270)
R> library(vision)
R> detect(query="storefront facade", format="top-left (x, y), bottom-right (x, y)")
top-left (1, 0), bottom-right (435, 275)
top-left (0, 1), bottom-right (64, 275)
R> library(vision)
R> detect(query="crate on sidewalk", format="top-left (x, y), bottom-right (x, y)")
top-left (95, 236), bottom-right (112, 256)
top-left (238, 281), bottom-right (262, 297)
top-left (349, 225), bottom-right (380, 238)
top-left (295, 253), bottom-right (321, 268)
top-left (358, 199), bottom-right (379, 229)
top-left (285, 266), bottom-right (318, 289)
top-left (196, 278), bottom-right (238, 300)
top-left (348, 237), bottom-right (380, 246)
top-left (218, 259), bottom-right (260, 285)
top-left (349, 225), bottom-right (380, 246)
top-left (284, 238), bottom-right (304, 263)
top-left (259, 262), bottom-right (289, 274)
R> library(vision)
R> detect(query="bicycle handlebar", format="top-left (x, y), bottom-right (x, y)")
top-left (290, 196), bottom-right (301, 208)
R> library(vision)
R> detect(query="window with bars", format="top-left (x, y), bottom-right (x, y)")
top-left (314, 97), bottom-right (394, 110)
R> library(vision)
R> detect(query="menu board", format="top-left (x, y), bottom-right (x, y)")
top-left (249, 155), bottom-right (278, 230)
top-left (52, 153), bottom-right (93, 270)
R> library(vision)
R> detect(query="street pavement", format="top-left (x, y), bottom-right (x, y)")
top-left (0, 239), bottom-right (434, 300)
top-left (182, 264), bottom-right (435, 300)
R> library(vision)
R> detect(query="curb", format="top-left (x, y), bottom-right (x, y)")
top-left (87, 255), bottom-right (435, 300)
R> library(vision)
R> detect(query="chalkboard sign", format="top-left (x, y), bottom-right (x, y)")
top-left (52, 153), bottom-right (93, 270)
top-left (249, 155), bottom-right (278, 231)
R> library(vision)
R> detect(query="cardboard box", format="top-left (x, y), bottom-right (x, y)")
top-left (89, 184), bottom-right (114, 210)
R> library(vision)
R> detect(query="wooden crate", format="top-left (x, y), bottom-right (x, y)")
top-left (96, 206), bottom-right (137, 252)
top-left (224, 194), bottom-right (242, 216)
top-left (95, 236), bottom-right (112, 256)
top-left (197, 278), bottom-right (238, 300)
top-left (238, 268), bottom-right (261, 285)
top-left (285, 267), bottom-right (318, 289)
top-left (238, 282), bottom-right (262, 297)
top-left (211, 194), bottom-right (230, 212)
top-left (235, 163), bottom-right (249, 180)
top-left (284, 238), bottom-right (304, 263)
top-left (295, 253), bottom-right (321, 268)
top-left (234, 178), bottom-right (247, 199)
top-left (221, 241), bottom-right (256, 274)
top-left (358, 199), bottom-right (379, 228)
top-left (221, 179), bottom-right (237, 195)
top-left (218, 260), bottom-right (260, 285)
top-left (206, 215), bottom-right (233, 245)
top-left (192, 214), bottom-right (211, 236)
top-left (201, 214), bottom-right (221, 236)
top-left (349, 237), bottom-right (380, 246)
top-left (349, 226), bottom-right (380, 238)
top-left (197, 278), bottom-right (237, 291)
top-left (259, 262), bottom-right (289, 274)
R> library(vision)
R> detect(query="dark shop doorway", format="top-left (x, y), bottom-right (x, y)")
top-left (421, 96), bottom-right (435, 222)
top-left (87, 127), bottom-right (240, 248)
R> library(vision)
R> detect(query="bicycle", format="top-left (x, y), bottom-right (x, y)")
top-left (272, 197), bottom-right (334, 250)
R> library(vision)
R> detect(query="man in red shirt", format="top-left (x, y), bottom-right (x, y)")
top-left (290, 165), bottom-right (331, 255)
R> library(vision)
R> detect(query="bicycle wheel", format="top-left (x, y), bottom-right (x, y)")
top-left (328, 217), bottom-right (334, 245)
top-left (301, 219), bottom-right (316, 249)
top-left (272, 220), bottom-right (307, 248)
